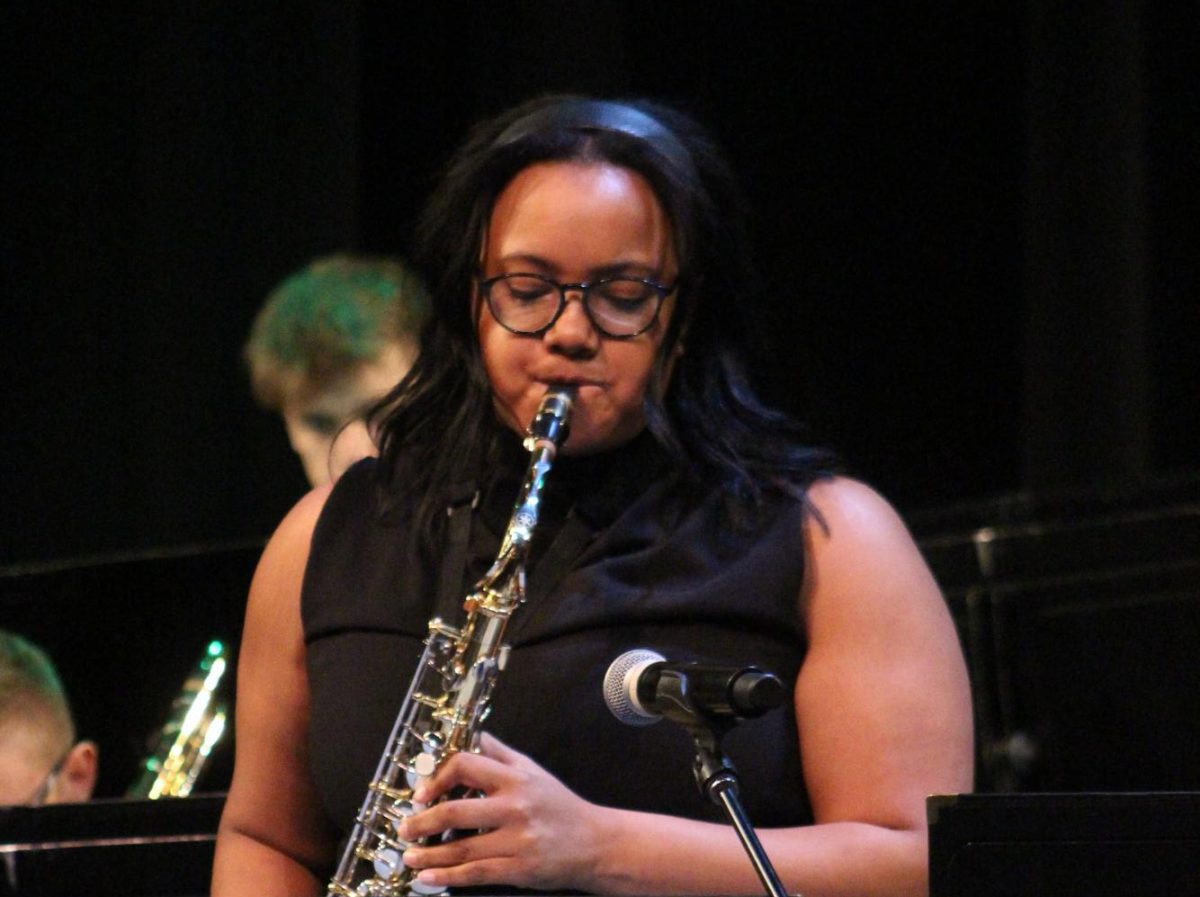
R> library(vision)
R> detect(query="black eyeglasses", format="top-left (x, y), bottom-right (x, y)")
top-left (477, 273), bottom-right (676, 339)
top-left (22, 748), bottom-right (69, 807)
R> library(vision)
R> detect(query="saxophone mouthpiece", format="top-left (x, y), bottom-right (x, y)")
top-left (526, 385), bottom-right (576, 452)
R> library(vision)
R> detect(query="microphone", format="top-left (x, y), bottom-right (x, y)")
top-left (603, 649), bottom-right (786, 727)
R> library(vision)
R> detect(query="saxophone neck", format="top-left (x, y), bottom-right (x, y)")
top-left (498, 447), bottom-right (551, 553)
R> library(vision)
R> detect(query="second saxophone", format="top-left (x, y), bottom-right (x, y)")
top-left (327, 385), bottom-right (577, 897)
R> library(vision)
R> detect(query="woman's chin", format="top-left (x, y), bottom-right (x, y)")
top-left (559, 419), bottom-right (644, 457)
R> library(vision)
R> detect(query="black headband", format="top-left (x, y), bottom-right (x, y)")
top-left (492, 98), bottom-right (698, 183)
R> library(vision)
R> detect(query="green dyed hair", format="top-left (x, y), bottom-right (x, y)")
top-left (245, 254), bottom-right (431, 409)
top-left (0, 630), bottom-right (75, 753)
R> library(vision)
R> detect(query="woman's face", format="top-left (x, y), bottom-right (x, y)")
top-left (477, 161), bottom-right (677, 455)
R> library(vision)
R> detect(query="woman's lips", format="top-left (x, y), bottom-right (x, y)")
top-left (539, 377), bottom-right (604, 390)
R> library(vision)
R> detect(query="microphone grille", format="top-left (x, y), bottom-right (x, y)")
top-left (603, 649), bottom-right (664, 727)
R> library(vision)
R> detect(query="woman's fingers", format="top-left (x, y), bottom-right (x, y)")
top-left (476, 731), bottom-right (524, 764)
top-left (397, 734), bottom-right (597, 891)
top-left (401, 791), bottom-right (523, 842)
top-left (411, 746), bottom-right (523, 803)
top-left (403, 825), bottom-right (513, 869)
top-left (410, 851), bottom-right (530, 891)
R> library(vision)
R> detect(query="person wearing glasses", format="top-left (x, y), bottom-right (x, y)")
top-left (214, 96), bottom-right (973, 896)
top-left (0, 630), bottom-right (97, 806)
top-left (244, 254), bottom-right (430, 488)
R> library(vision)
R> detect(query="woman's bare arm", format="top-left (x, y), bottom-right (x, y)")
top-left (212, 486), bottom-right (340, 896)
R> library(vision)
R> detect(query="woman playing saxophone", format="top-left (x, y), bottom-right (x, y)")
top-left (213, 95), bottom-right (973, 897)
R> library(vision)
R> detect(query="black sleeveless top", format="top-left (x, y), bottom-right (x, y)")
top-left (301, 432), bottom-right (816, 846)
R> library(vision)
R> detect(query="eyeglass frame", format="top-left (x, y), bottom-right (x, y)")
top-left (22, 746), bottom-right (70, 807)
top-left (476, 272), bottom-right (678, 340)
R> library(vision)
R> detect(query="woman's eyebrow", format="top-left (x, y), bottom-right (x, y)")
top-left (496, 254), bottom-right (665, 279)
top-left (496, 253), bottom-right (555, 271)
top-left (590, 260), bottom-right (665, 279)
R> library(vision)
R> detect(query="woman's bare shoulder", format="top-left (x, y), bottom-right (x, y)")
top-left (799, 475), bottom-right (943, 622)
top-left (247, 484), bottom-right (335, 614)
top-left (278, 483), bottom-right (335, 547)
top-left (802, 475), bottom-right (916, 545)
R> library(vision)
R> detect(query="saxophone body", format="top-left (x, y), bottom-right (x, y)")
top-left (327, 386), bottom-right (576, 897)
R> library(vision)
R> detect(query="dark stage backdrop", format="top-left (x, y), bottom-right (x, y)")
top-left (3, 4), bottom-right (1196, 561)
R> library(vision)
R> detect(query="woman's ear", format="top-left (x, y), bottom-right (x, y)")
top-left (51, 740), bottom-right (98, 803)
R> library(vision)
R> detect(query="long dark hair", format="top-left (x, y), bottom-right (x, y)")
top-left (374, 94), bottom-right (839, 531)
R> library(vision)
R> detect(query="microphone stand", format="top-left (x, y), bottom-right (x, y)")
top-left (653, 670), bottom-right (793, 897)
top-left (689, 723), bottom-right (791, 897)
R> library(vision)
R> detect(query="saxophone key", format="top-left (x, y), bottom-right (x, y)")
top-left (426, 618), bottom-right (460, 640)
top-left (372, 845), bottom-right (403, 880)
top-left (411, 692), bottom-right (442, 709)
top-left (404, 747), bottom-right (439, 791)
top-left (409, 878), bottom-right (447, 896)
top-left (411, 751), bottom-right (438, 777)
top-left (368, 780), bottom-right (410, 802)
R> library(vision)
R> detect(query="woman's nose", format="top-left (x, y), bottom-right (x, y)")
top-left (543, 291), bottom-right (600, 356)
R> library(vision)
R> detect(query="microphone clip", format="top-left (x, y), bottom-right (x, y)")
top-left (649, 666), bottom-right (739, 732)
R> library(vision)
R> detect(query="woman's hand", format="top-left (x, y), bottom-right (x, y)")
top-left (397, 733), bottom-right (607, 892)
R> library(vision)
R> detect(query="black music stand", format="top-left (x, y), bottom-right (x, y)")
top-left (928, 792), bottom-right (1200, 897)
top-left (0, 794), bottom-right (224, 896)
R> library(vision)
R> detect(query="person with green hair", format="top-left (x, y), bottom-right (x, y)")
top-left (0, 629), bottom-right (97, 805)
top-left (245, 254), bottom-right (430, 487)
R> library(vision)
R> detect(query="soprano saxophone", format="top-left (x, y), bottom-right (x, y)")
top-left (327, 385), bottom-right (576, 897)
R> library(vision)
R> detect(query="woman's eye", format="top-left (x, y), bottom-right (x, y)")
top-left (503, 278), bottom-right (554, 302)
top-left (510, 288), bottom-right (548, 302)
top-left (598, 282), bottom-right (651, 305)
